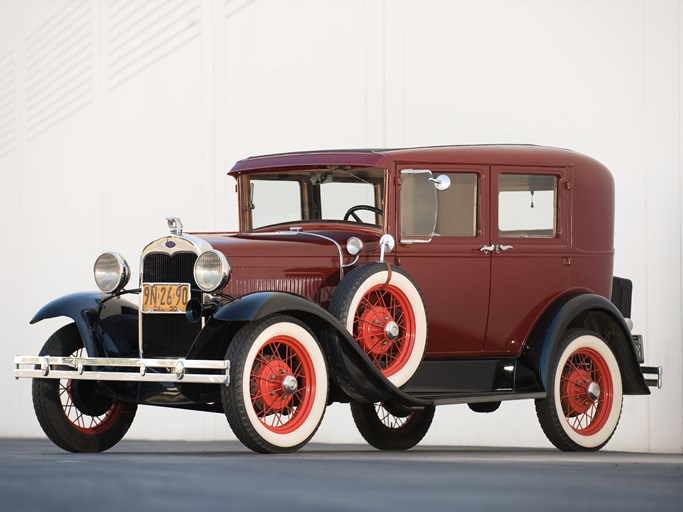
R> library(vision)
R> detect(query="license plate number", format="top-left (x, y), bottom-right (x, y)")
top-left (142, 283), bottom-right (191, 313)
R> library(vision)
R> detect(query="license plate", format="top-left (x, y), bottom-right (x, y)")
top-left (142, 283), bottom-right (191, 313)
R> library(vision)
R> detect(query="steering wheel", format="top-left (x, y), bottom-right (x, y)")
top-left (343, 205), bottom-right (384, 223)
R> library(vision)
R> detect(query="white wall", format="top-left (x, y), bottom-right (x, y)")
top-left (1, 0), bottom-right (681, 453)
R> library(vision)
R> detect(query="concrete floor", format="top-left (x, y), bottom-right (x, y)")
top-left (1, 439), bottom-right (681, 512)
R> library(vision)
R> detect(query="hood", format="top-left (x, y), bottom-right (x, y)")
top-left (191, 228), bottom-right (382, 266)
top-left (189, 228), bottom-right (383, 303)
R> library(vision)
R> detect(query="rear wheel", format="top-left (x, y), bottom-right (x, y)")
top-left (32, 324), bottom-right (137, 453)
top-left (222, 315), bottom-right (328, 453)
top-left (350, 400), bottom-right (435, 450)
top-left (535, 329), bottom-right (623, 451)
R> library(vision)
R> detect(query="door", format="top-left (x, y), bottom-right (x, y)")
top-left (396, 165), bottom-right (491, 356)
top-left (485, 166), bottom-right (571, 354)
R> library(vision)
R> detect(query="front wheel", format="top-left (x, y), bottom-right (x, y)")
top-left (535, 329), bottom-right (623, 451)
top-left (32, 324), bottom-right (138, 453)
top-left (222, 315), bottom-right (328, 453)
top-left (350, 400), bottom-right (435, 450)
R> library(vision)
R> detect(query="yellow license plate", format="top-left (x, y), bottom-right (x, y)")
top-left (142, 283), bottom-right (191, 313)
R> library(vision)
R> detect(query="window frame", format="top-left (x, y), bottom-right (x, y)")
top-left (492, 166), bottom-right (567, 245)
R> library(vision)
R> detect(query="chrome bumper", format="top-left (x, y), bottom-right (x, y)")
top-left (14, 355), bottom-right (230, 385)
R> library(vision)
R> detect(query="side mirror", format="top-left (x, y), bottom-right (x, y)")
top-left (429, 174), bottom-right (451, 191)
top-left (379, 234), bottom-right (395, 263)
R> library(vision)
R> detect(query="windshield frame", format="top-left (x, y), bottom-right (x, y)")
top-left (237, 167), bottom-right (387, 232)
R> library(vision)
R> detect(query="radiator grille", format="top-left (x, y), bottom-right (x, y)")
top-left (141, 252), bottom-right (201, 358)
top-left (143, 252), bottom-right (197, 283)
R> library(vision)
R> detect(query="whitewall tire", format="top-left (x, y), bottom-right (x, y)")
top-left (535, 329), bottom-right (623, 451)
top-left (329, 263), bottom-right (427, 387)
top-left (222, 315), bottom-right (328, 453)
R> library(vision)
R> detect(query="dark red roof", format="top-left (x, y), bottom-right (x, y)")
top-left (228, 145), bottom-right (604, 174)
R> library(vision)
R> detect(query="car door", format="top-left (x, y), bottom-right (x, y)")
top-left (484, 166), bottom-right (571, 354)
top-left (396, 165), bottom-right (491, 356)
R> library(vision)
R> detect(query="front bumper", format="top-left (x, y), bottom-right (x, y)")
top-left (14, 355), bottom-right (230, 385)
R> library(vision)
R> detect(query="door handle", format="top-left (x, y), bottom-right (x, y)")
top-left (496, 245), bottom-right (514, 253)
top-left (480, 245), bottom-right (495, 254)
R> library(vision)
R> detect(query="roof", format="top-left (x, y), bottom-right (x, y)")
top-left (228, 144), bottom-right (607, 175)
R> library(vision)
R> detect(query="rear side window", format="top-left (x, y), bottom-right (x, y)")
top-left (498, 174), bottom-right (558, 238)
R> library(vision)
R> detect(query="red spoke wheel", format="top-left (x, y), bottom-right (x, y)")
top-left (329, 263), bottom-right (427, 387)
top-left (535, 329), bottom-right (623, 451)
top-left (61, 369), bottom-right (126, 435)
top-left (32, 324), bottom-right (137, 453)
top-left (222, 315), bottom-right (328, 453)
top-left (350, 400), bottom-right (435, 450)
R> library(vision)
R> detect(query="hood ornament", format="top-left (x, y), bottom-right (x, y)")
top-left (166, 217), bottom-right (183, 236)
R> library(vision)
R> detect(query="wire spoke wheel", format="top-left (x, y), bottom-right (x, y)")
top-left (330, 263), bottom-right (427, 387)
top-left (55, 347), bottom-right (125, 435)
top-left (353, 284), bottom-right (415, 377)
top-left (249, 335), bottom-right (315, 434)
top-left (559, 347), bottom-right (613, 435)
top-left (535, 329), bottom-right (623, 451)
top-left (222, 315), bottom-right (328, 454)
top-left (31, 324), bottom-right (137, 453)
top-left (350, 400), bottom-right (435, 450)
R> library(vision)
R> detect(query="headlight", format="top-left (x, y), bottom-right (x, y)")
top-left (346, 237), bottom-right (364, 256)
top-left (93, 252), bottom-right (130, 293)
top-left (194, 250), bottom-right (231, 292)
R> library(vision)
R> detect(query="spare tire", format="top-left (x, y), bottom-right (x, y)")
top-left (329, 263), bottom-right (427, 387)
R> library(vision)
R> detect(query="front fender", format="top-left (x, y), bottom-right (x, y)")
top-left (520, 292), bottom-right (649, 396)
top-left (31, 292), bottom-right (139, 357)
top-left (213, 292), bottom-right (430, 409)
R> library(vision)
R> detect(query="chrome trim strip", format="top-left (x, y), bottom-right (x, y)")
top-left (278, 230), bottom-right (346, 279)
top-left (14, 355), bottom-right (230, 385)
top-left (341, 253), bottom-right (360, 268)
top-left (140, 234), bottom-right (213, 260)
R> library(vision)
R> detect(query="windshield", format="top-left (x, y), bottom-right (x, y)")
top-left (241, 167), bottom-right (385, 230)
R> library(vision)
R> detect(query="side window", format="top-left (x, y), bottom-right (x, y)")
top-left (498, 174), bottom-right (558, 238)
top-left (434, 173), bottom-right (478, 237)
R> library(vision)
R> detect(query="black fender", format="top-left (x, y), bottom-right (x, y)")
top-left (211, 291), bottom-right (430, 409)
top-left (30, 292), bottom-right (139, 358)
top-left (520, 292), bottom-right (650, 396)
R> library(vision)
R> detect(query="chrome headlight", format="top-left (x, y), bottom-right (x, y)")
top-left (93, 252), bottom-right (130, 293)
top-left (194, 250), bottom-right (231, 292)
top-left (346, 237), bottom-right (364, 256)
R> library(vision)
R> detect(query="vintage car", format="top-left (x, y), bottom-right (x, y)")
top-left (15, 145), bottom-right (661, 454)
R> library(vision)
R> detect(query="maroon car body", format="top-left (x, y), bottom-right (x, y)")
top-left (17, 145), bottom-right (660, 454)
top-left (225, 145), bottom-right (614, 357)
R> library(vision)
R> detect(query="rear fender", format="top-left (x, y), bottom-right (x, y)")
top-left (30, 292), bottom-right (139, 357)
top-left (211, 292), bottom-right (429, 408)
top-left (520, 292), bottom-right (649, 396)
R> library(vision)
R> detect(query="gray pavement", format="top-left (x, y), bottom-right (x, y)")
top-left (1, 439), bottom-right (681, 511)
